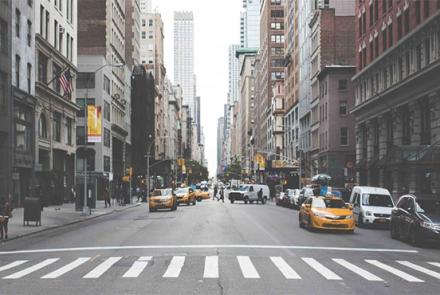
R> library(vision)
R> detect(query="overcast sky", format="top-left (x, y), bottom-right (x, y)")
top-left (152, 0), bottom-right (242, 177)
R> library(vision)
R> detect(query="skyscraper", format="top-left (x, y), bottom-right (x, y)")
top-left (240, 0), bottom-right (260, 48)
top-left (228, 45), bottom-right (240, 103)
top-left (139, 0), bottom-right (152, 13)
top-left (174, 11), bottom-right (195, 117)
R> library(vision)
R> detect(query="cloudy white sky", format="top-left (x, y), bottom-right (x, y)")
top-left (152, 0), bottom-right (242, 176)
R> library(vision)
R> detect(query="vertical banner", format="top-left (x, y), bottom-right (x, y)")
top-left (87, 105), bottom-right (102, 142)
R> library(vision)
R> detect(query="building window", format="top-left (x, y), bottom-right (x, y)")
top-left (15, 55), bottom-right (20, 88)
top-left (66, 117), bottom-right (72, 145)
top-left (104, 156), bottom-right (111, 172)
top-left (374, 37), bottom-right (379, 57)
top-left (386, 113), bottom-right (393, 149)
top-left (383, 68), bottom-right (387, 89)
top-left (54, 20), bottom-right (58, 49)
top-left (15, 111), bottom-right (31, 152)
top-left (389, 64), bottom-right (393, 85)
top-left (142, 19), bottom-right (146, 27)
top-left (27, 63), bottom-right (31, 93)
top-left (77, 72), bottom-right (95, 88)
top-left (0, 19), bottom-right (7, 54)
top-left (28, 0), bottom-right (33, 7)
top-left (66, 33), bottom-right (70, 60)
top-left (141, 31), bottom-right (146, 39)
top-left (369, 4), bottom-right (374, 27)
top-left (148, 19), bottom-right (153, 26)
top-left (420, 98), bottom-right (431, 145)
top-left (338, 79), bottom-right (348, 90)
top-left (339, 101), bottom-right (347, 116)
top-left (15, 9), bottom-right (20, 37)
top-left (38, 113), bottom-right (47, 138)
top-left (38, 52), bottom-right (48, 83)
top-left (103, 75), bottom-right (110, 95)
top-left (340, 127), bottom-right (348, 146)
top-left (362, 12), bottom-right (366, 34)
top-left (45, 11), bottom-right (49, 40)
top-left (397, 15), bottom-right (402, 40)
top-left (398, 57), bottom-right (403, 81)
top-left (53, 63), bottom-right (61, 93)
top-left (404, 8), bottom-right (409, 34)
top-left (374, 0), bottom-right (378, 21)
top-left (39, 5), bottom-right (44, 36)
top-left (104, 101), bottom-right (110, 121)
top-left (405, 51), bottom-right (410, 77)
top-left (401, 105), bottom-right (411, 145)
top-left (416, 44), bottom-right (422, 70)
top-left (104, 128), bottom-right (111, 147)
top-left (373, 120), bottom-right (380, 156)
top-left (76, 126), bottom-right (85, 145)
top-left (52, 112), bottom-right (61, 142)
top-left (27, 20), bottom-right (32, 46)
top-left (425, 38), bottom-right (430, 65)
top-left (415, 0), bottom-right (421, 24)
top-left (76, 98), bottom-right (95, 117)
top-left (382, 29), bottom-right (387, 52)
top-left (388, 23), bottom-right (393, 47)
top-left (369, 42), bottom-right (373, 61)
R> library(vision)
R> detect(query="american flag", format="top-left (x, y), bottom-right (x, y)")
top-left (59, 69), bottom-right (73, 94)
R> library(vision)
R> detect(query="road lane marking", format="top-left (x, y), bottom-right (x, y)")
top-left (332, 258), bottom-right (383, 281)
top-left (365, 260), bottom-right (424, 282)
top-left (0, 260), bottom-right (28, 272)
top-left (0, 245), bottom-right (418, 255)
top-left (163, 256), bottom-right (185, 278)
top-left (428, 262), bottom-right (440, 268)
top-left (3, 258), bottom-right (59, 279)
top-left (122, 256), bottom-right (152, 278)
top-left (203, 256), bottom-right (219, 278)
top-left (302, 258), bottom-right (342, 280)
top-left (237, 256), bottom-right (260, 279)
top-left (397, 261), bottom-right (440, 279)
top-left (83, 257), bottom-right (122, 279)
top-left (41, 257), bottom-right (91, 279)
top-left (270, 257), bottom-right (301, 279)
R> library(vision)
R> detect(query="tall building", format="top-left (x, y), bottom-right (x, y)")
top-left (255, 0), bottom-right (285, 160)
top-left (228, 45), bottom-right (240, 103)
top-left (9, 0), bottom-right (36, 206)
top-left (78, 0), bottom-right (128, 202)
top-left (0, 0), bottom-right (12, 202)
top-left (353, 1), bottom-right (440, 198)
top-left (194, 96), bottom-right (201, 143)
top-left (125, 0), bottom-right (141, 69)
top-left (217, 117), bottom-right (225, 175)
top-left (35, 0), bottom-right (79, 205)
top-left (240, 0), bottom-right (260, 48)
top-left (174, 11), bottom-right (195, 117)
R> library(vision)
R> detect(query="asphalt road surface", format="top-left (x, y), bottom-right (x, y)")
top-left (0, 198), bottom-right (439, 295)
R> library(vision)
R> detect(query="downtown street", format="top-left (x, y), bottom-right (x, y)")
top-left (1, 198), bottom-right (440, 295)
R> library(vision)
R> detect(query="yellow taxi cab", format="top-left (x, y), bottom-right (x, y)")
top-left (194, 190), bottom-right (210, 201)
top-left (175, 187), bottom-right (197, 206)
top-left (149, 188), bottom-right (177, 212)
top-left (299, 196), bottom-right (355, 232)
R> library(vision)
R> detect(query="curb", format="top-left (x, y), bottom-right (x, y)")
top-left (2, 203), bottom-right (141, 243)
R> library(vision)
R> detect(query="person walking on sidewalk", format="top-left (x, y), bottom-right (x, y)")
top-left (219, 186), bottom-right (225, 203)
top-left (0, 197), bottom-right (13, 240)
top-left (213, 185), bottom-right (218, 200)
top-left (103, 188), bottom-right (111, 208)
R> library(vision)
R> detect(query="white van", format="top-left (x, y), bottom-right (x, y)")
top-left (228, 184), bottom-right (269, 204)
top-left (349, 186), bottom-right (395, 227)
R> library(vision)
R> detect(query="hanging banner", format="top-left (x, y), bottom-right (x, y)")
top-left (87, 105), bottom-right (102, 142)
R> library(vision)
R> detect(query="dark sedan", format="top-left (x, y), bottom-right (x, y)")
top-left (390, 194), bottom-right (440, 246)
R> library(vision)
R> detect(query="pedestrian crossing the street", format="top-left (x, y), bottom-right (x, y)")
top-left (0, 255), bottom-right (439, 284)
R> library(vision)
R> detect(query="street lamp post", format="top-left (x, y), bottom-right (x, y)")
top-left (81, 63), bottom-right (124, 216)
top-left (146, 134), bottom-right (154, 202)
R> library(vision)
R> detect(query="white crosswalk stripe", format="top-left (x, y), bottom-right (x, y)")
top-left (3, 258), bottom-right (59, 279)
top-left (163, 256), bottom-right (185, 278)
top-left (203, 256), bottom-right (219, 278)
top-left (83, 257), bottom-right (122, 279)
top-left (365, 260), bottom-right (424, 282)
top-left (397, 261), bottom-right (440, 279)
top-left (332, 258), bottom-right (383, 281)
top-left (237, 256), bottom-right (260, 279)
top-left (42, 257), bottom-right (91, 279)
top-left (0, 260), bottom-right (28, 273)
top-left (123, 256), bottom-right (152, 278)
top-left (302, 257), bottom-right (342, 280)
top-left (270, 257), bottom-right (301, 279)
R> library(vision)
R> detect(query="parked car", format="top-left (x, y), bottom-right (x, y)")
top-left (175, 187), bottom-right (197, 206)
top-left (228, 184), bottom-right (269, 204)
top-left (149, 188), bottom-right (177, 212)
top-left (390, 195), bottom-right (440, 246)
top-left (298, 196), bottom-right (355, 232)
top-left (298, 187), bottom-right (315, 206)
top-left (194, 189), bottom-right (210, 202)
top-left (286, 189), bottom-right (301, 209)
top-left (349, 186), bottom-right (394, 227)
top-left (276, 192), bottom-right (290, 207)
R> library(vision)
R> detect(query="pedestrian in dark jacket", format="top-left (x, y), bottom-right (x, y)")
top-left (213, 185), bottom-right (218, 200)
top-left (103, 188), bottom-right (111, 208)
top-left (258, 188), bottom-right (263, 201)
top-left (0, 197), bottom-right (13, 240)
top-left (219, 187), bottom-right (225, 203)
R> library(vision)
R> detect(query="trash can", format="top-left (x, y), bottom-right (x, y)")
top-left (23, 197), bottom-right (42, 226)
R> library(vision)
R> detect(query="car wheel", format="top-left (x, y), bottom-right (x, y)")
top-left (197, 197), bottom-right (202, 202)
top-left (250, 200), bottom-right (254, 204)
top-left (149, 207), bottom-right (156, 212)
top-left (244, 197), bottom-right (249, 204)
top-left (193, 200), bottom-right (196, 205)
top-left (187, 200), bottom-right (191, 206)
top-left (298, 214), bottom-right (303, 228)
top-left (307, 218), bottom-right (314, 232)
top-left (390, 221), bottom-right (399, 240)
top-left (357, 214), bottom-right (364, 228)
top-left (410, 226), bottom-right (421, 247)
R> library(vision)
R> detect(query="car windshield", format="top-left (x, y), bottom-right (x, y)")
top-left (150, 190), bottom-right (163, 197)
top-left (416, 199), bottom-right (440, 214)
top-left (362, 194), bottom-right (393, 207)
top-left (175, 188), bottom-right (189, 194)
top-left (239, 186), bottom-right (248, 191)
top-left (312, 198), bottom-right (346, 209)
top-left (162, 189), bottom-right (172, 196)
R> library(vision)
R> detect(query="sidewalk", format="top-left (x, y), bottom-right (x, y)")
top-left (3, 198), bottom-right (141, 241)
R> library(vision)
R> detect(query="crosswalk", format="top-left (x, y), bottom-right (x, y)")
top-left (0, 255), bottom-right (439, 284)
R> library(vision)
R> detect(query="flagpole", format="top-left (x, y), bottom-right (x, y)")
top-left (45, 65), bottom-right (70, 87)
